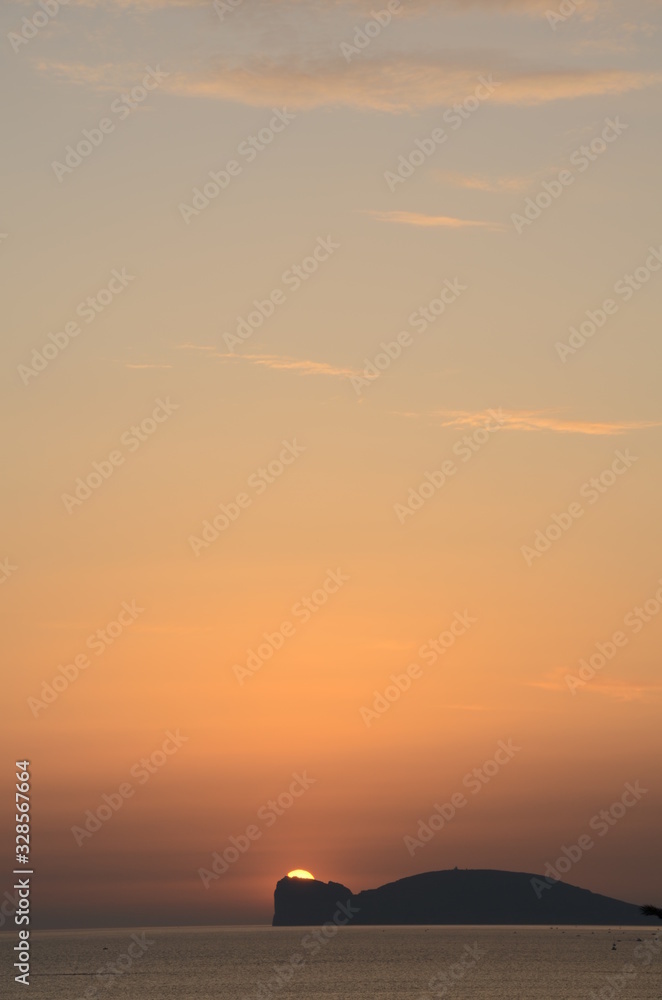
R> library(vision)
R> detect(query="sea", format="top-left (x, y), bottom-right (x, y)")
top-left (3, 925), bottom-right (661, 999)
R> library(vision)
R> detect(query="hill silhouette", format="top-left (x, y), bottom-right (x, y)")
top-left (273, 869), bottom-right (659, 926)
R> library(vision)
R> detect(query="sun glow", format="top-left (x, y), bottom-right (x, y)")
top-left (287, 869), bottom-right (315, 880)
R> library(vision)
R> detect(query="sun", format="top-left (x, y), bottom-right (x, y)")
top-left (287, 869), bottom-right (315, 880)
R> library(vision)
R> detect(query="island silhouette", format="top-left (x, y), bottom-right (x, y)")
top-left (272, 869), bottom-right (660, 926)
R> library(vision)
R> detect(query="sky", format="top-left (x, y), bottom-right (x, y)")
top-left (1, 0), bottom-right (661, 929)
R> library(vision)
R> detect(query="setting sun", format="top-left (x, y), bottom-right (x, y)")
top-left (4, 0), bottom-right (662, 981)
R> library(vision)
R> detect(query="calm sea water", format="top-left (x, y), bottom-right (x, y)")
top-left (3, 925), bottom-right (661, 999)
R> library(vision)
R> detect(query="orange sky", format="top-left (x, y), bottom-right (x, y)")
top-left (2, 0), bottom-right (661, 928)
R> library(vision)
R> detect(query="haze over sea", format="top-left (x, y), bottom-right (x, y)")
top-left (5, 925), bottom-right (660, 1000)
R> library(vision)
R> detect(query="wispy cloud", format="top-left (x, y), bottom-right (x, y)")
top-left (174, 343), bottom-right (215, 352)
top-left (213, 352), bottom-right (365, 379)
top-left (440, 0), bottom-right (593, 10)
top-left (436, 171), bottom-right (535, 192)
top-left (173, 63), bottom-right (662, 112)
top-left (39, 0), bottom-right (202, 7)
top-left (530, 670), bottom-right (662, 702)
top-left (420, 409), bottom-right (661, 436)
top-left (33, 0), bottom-right (593, 12)
top-left (366, 210), bottom-right (505, 230)
top-left (567, 19), bottom-right (659, 56)
top-left (334, 0), bottom-right (603, 24)
top-left (443, 703), bottom-right (494, 711)
top-left (40, 58), bottom-right (662, 113)
top-left (124, 363), bottom-right (173, 369)
top-left (303, 0), bottom-right (573, 9)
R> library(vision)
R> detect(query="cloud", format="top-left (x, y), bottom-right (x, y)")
top-left (420, 409), bottom-right (661, 436)
top-left (30, 0), bottom-right (587, 12)
top-left (436, 171), bottom-right (534, 192)
top-left (366, 210), bottom-right (505, 230)
top-left (39, 0), bottom-right (201, 7)
top-left (213, 352), bottom-right (366, 378)
top-left (41, 57), bottom-right (662, 112)
top-left (37, 60), bottom-right (117, 88)
top-left (174, 343), bottom-right (216, 352)
top-left (124, 363), bottom-right (174, 369)
top-left (437, 0), bottom-right (584, 9)
top-left (530, 670), bottom-right (662, 702)
top-left (170, 61), bottom-right (661, 111)
top-left (311, 0), bottom-right (569, 9)
top-left (443, 703), bottom-right (493, 711)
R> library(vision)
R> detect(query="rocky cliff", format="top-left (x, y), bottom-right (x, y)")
top-left (272, 869), bottom-right (657, 926)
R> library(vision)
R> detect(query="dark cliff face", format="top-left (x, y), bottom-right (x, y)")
top-left (272, 877), bottom-right (354, 927)
top-left (272, 869), bottom-right (658, 926)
